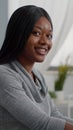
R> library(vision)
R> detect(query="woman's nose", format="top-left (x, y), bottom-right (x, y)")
top-left (39, 35), bottom-right (47, 44)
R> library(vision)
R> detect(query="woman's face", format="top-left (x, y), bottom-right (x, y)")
top-left (20, 16), bottom-right (53, 63)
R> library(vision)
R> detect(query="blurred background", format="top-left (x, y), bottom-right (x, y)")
top-left (0, 0), bottom-right (73, 118)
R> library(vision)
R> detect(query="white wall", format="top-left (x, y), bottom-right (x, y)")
top-left (0, 0), bottom-right (8, 48)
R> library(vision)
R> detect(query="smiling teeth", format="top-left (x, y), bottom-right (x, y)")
top-left (36, 48), bottom-right (48, 55)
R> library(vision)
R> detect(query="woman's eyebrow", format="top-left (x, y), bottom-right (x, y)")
top-left (34, 25), bottom-right (42, 30)
top-left (34, 25), bottom-right (53, 32)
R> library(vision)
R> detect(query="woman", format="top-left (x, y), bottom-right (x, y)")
top-left (0, 5), bottom-right (73, 130)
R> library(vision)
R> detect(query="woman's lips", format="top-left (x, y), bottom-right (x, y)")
top-left (35, 47), bottom-right (48, 55)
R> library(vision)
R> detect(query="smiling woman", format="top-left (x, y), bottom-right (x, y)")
top-left (0, 5), bottom-right (73, 130)
top-left (18, 16), bottom-right (53, 65)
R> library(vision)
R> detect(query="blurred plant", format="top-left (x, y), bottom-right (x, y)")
top-left (48, 91), bottom-right (57, 99)
top-left (54, 64), bottom-right (73, 91)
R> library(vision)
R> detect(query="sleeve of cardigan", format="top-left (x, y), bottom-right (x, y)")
top-left (48, 94), bottom-right (73, 125)
top-left (0, 69), bottom-right (66, 130)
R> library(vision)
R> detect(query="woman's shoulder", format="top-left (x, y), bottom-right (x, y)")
top-left (0, 63), bottom-right (13, 73)
top-left (0, 62), bottom-right (23, 89)
top-left (0, 63), bottom-right (19, 78)
top-left (0, 64), bottom-right (9, 73)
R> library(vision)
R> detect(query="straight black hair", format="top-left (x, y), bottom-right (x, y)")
top-left (0, 5), bottom-right (53, 64)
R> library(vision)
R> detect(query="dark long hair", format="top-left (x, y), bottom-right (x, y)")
top-left (0, 5), bottom-right (53, 64)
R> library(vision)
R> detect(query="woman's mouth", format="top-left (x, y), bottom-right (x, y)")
top-left (35, 47), bottom-right (48, 55)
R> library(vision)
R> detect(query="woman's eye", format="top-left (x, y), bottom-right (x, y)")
top-left (47, 34), bottom-right (52, 40)
top-left (32, 31), bottom-right (40, 36)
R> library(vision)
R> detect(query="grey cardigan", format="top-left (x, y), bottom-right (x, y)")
top-left (0, 60), bottom-right (73, 130)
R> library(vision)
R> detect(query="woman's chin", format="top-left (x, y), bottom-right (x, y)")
top-left (36, 58), bottom-right (45, 63)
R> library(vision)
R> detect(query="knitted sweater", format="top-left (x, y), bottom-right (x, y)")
top-left (0, 60), bottom-right (73, 130)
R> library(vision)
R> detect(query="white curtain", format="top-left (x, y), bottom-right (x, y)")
top-left (51, 23), bottom-right (73, 66)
